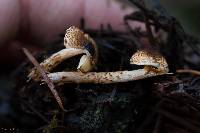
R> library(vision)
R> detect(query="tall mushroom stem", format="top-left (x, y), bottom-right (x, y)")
top-left (30, 49), bottom-right (169, 84)
top-left (46, 50), bottom-right (170, 84)
top-left (29, 48), bottom-right (85, 80)
top-left (47, 69), bottom-right (166, 84)
top-left (29, 26), bottom-right (98, 80)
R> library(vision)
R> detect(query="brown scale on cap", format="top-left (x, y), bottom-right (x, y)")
top-left (64, 26), bottom-right (97, 52)
top-left (64, 26), bottom-right (88, 49)
top-left (130, 50), bottom-right (169, 74)
top-left (64, 26), bottom-right (98, 72)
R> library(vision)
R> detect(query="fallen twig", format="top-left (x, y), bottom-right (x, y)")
top-left (176, 69), bottom-right (200, 76)
top-left (22, 48), bottom-right (65, 111)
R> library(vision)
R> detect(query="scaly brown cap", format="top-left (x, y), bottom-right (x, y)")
top-left (130, 50), bottom-right (169, 73)
top-left (64, 26), bottom-right (89, 49)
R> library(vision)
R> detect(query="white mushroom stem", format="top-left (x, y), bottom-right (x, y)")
top-left (47, 69), bottom-right (166, 84)
top-left (28, 48), bottom-right (86, 80)
top-left (29, 26), bottom-right (98, 80)
top-left (40, 48), bottom-right (86, 70)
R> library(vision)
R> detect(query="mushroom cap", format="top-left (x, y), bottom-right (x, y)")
top-left (64, 26), bottom-right (98, 73)
top-left (64, 26), bottom-right (98, 58)
top-left (64, 26), bottom-right (89, 49)
top-left (130, 50), bottom-right (168, 71)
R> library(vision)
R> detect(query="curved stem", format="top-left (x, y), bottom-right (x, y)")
top-left (29, 48), bottom-right (85, 80)
top-left (47, 69), bottom-right (165, 84)
top-left (176, 69), bottom-right (200, 76)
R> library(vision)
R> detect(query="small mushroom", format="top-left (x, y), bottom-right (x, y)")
top-left (29, 26), bottom-right (98, 80)
top-left (47, 50), bottom-right (169, 84)
top-left (130, 50), bottom-right (169, 74)
top-left (64, 26), bottom-right (98, 73)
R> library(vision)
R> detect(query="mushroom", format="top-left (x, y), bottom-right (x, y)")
top-left (28, 26), bottom-right (98, 80)
top-left (64, 26), bottom-right (98, 73)
top-left (47, 50), bottom-right (169, 84)
top-left (130, 50), bottom-right (169, 75)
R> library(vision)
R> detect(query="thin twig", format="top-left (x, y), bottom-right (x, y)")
top-left (22, 48), bottom-right (65, 111)
top-left (176, 69), bottom-right (200, 76)
top-left (143, 14), bottom-right (157, 47)
top-left (138, 0), bottom-right (157, 47)
top-left (153, 115), bottom-right (162, 133)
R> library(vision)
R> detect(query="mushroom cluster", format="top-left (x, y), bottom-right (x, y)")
top-left (29, 26), bottom-right (98, 81)
top-left (28, 26), bottom-right (169, 84)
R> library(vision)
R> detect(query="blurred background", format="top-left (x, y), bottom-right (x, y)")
top-left (161, 0), bottom-right (200, 37)
top-left (0, 0), bottom-right (200, 131)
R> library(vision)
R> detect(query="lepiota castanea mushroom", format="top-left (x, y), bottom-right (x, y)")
top-left (28, 26), bottom-right (98, 81)
top-left (47, 50), bottom-right (169, 84)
